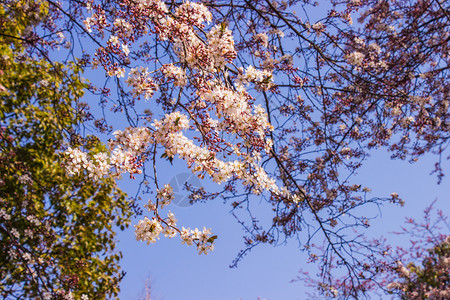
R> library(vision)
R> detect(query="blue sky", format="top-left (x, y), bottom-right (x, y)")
top-left (114, 147), bottom-right (449, 300)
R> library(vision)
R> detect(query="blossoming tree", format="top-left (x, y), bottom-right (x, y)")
top-left (1, 0), bottom-right (448, 298)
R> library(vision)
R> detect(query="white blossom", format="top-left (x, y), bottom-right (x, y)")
top-left (346, 51), bottom-right (365, 66)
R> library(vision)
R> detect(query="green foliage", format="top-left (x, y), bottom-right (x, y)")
top-left (0, 1), bottom-right (132, 298)
top-left (400, 238), bottom-right (450, 299)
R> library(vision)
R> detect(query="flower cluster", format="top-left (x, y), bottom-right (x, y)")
top-left (108, 35), bottom-right (119, 46)
top-left (149, 111), bottom-right (277, 198)
top-left (180, 226), bottom-right (215, 254)
top-left (135, 0), bottom-right (169, 17)
top-left (145, 2), bottom-right (236, 71)
top-left (83, 17), bottom-right (94, 33)
top-left (109, 127), bottom-right (151, 169)
top-left (64, 148), bottom-right (109, 180)
top-left (161, 64), bottom-right (187, 86)
top-left (152, 111), bottom-right (190, 137)
top-left (113, 18), bottom-right (133, 37)
top-left (64, 127), bottom-right (152, 180)
top-left (346, 51), bottom-right (365, 66)
top-left (172, 29), bottom-right (207, 68)
top-left (207, 24), bottom-right (237, 69)
top-left (149, 2), bottom-right (213, 70)
top-left (109, 127), bottom-right (153, 155)
top-left (311, 22), bottom-right (326, 36)
top-left (136, 184), bottom-right (214, 254)
top-left (253, 32), bottom-right (269, 48)
top-left (64, 147), bottom-right (89, 175)
top-left (125, 67), bottom-right (158, 100)
top-left (199, 84), bottom-right (272, 139)
top-left (174, 1), bottom-right (212, 28)
top-left (135, 216), bottom-right (164, 244)
top-left (156, 184), bottom-right (174, 208)
top-left (137, 200), bottom-right (177, 244)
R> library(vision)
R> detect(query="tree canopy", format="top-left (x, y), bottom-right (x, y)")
top-left (0, 0), bottom-right (448, 298)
